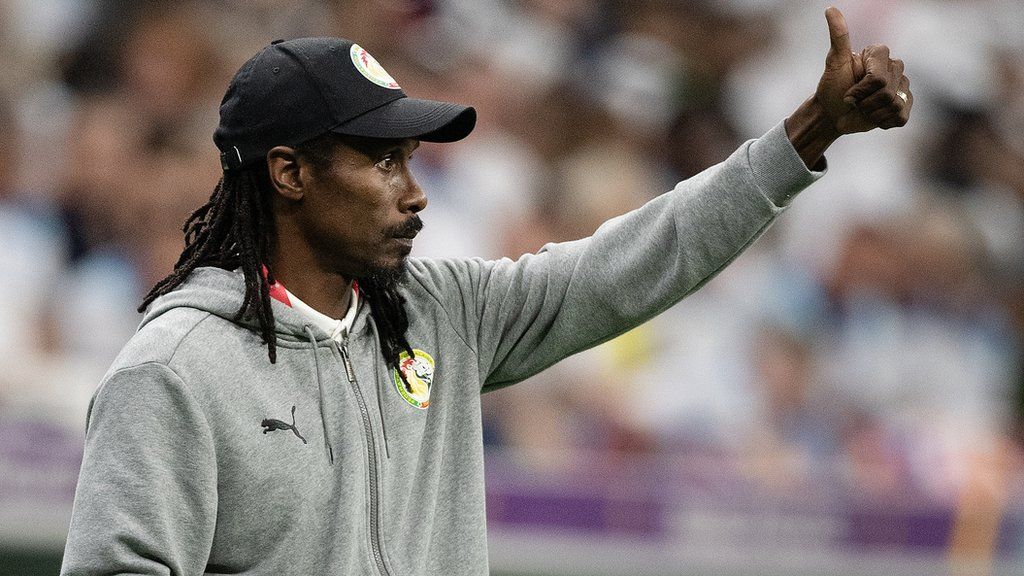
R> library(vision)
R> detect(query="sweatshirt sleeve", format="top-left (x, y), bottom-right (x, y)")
top-left (61, 362), bottom-right (217, 576)
top-left (406, 122), bottom-right (825, 390)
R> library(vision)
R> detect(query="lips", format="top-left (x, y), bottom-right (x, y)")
top-left (392, 230), bottom-right (417, 250)
top-left (391, 216), bottom-right (423, 243)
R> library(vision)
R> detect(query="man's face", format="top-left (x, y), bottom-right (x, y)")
top-left (295, 136), bottom-right (425, 280)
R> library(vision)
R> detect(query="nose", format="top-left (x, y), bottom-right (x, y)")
top-left (400, 173), bottom-right (427, 214)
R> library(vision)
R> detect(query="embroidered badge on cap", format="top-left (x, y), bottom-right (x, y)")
top-left (350, 44), bottom-right (401, 89)
top-left (393, 349), bottom-right (434, 408)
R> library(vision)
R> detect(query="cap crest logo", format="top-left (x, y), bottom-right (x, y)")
top-left (393, 349), bottom-right (434, 409)
top-left (350, 44), bottom-right (401, 89)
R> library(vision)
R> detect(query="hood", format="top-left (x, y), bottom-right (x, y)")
top-left (139, 266), bottom-right (367, 344)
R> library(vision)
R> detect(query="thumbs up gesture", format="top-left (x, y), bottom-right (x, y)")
top-left (786, 7), bottom-right (912, 167)
top-left (818, 7), bottom-right (911, 134)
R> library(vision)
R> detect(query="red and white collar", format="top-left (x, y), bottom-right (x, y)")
top-left (264, 266), bottom-right (360, 341)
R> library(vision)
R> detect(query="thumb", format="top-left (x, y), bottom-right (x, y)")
top-left (826, 6), bottom-right (852, 58)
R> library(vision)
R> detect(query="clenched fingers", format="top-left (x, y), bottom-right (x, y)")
top-left (859, 75), bottom-right (911, 128)
top-left (844, 45), bottom-right (894, 102)
top-left (844, 45), bottom-right (911, 128)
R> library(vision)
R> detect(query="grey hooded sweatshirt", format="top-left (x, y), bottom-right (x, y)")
top-left (61, 122), bottom-right (823, 575)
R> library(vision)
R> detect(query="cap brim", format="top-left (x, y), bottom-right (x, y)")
top-left (330, 97), bottom-right (476, 143)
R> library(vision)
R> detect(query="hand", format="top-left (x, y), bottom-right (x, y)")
top-left (816, 6), bottom-right (912, 135)
top-left (785, 6), bottom-right (913, 168)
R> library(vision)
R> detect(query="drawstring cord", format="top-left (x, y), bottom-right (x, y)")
top-left (303, 325), bottom-right (335, 464)
top-left (367, 324), bottom-right (391, 459)
top-left (376, 365), bottom-right (391, 460)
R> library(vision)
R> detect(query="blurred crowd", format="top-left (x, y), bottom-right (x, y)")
top-left (2, 0), bottom-right (1024, 544)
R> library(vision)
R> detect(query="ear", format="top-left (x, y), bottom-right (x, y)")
top-left (266, 146), bottom-right (305, 201)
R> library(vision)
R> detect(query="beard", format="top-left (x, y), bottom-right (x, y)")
top-left (362, 260), bottom-right (405, 291)
top-left (360, 214), bottom-right (422, 291)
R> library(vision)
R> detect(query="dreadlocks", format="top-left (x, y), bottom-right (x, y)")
top-left (139, 134), bottom-right (415, 374)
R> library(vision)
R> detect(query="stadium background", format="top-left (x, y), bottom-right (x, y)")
top-left (1, 0), bottom-right (1022, 574)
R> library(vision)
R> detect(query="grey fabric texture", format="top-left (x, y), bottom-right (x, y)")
top-left (61, 121), bottom-right (823, 575)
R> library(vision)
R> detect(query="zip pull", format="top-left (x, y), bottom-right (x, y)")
top-left (339, 339), bottom-right (356, 383)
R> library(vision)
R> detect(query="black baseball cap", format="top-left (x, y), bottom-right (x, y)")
top-left (214, 37), bottom-right (476, 171)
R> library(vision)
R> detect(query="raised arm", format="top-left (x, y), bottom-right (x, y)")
top-left (406, 6), bottom-right (912, 390)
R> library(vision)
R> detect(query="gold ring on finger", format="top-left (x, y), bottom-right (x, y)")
top-left (897, 90), bottom-right (908, 103)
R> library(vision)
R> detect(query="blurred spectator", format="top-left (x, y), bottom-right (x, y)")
top-left (0, 95), bottom-right (67, 378)
top-left (821, 207), bottom-right (1020, 500)
top-left (743, 326), bottom-right (842, 487)
top-left (923, 101), bottom-right (1024, 281)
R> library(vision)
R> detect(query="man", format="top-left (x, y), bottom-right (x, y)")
top-left (62, 7), bottom-right (911, 575)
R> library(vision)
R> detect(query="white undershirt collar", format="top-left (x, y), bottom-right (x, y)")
top-left (286, 286), bottom-right (359, 343)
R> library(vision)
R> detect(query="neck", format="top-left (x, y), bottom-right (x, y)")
top-left (267, 255), bottom-right (353, 319)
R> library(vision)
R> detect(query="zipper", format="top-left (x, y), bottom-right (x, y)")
top-left (339, 337), bottom-right (391, 576)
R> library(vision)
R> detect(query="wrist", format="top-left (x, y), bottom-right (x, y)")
top-left (785, 96), bottom-right (840, 170)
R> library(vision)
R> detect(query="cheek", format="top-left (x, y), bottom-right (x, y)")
top-left (300, 169), bottom-right (403, 270)
top-left (308, 197), bottom-right (391, 261)
top-left (301, 208), bottom-right (347, 259)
